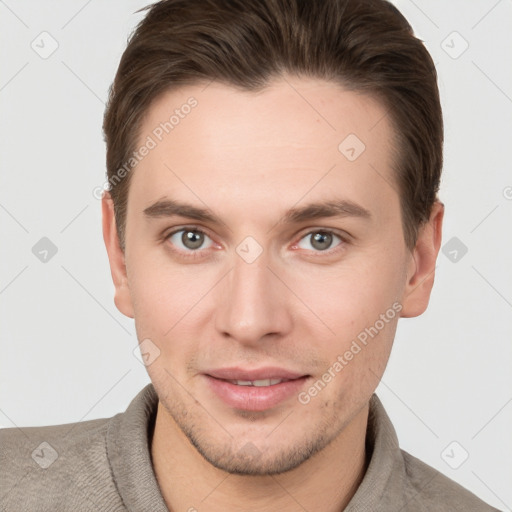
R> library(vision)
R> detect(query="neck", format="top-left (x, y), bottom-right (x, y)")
top-left (151, 401), bottom-right (370, 512)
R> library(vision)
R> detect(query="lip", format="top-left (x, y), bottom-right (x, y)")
top-left (205, 366), bottom-right (306, 381)
top-left (203, 367), bottom-right (310, 412)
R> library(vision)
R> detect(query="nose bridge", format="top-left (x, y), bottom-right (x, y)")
top-left (214, 247), bottom-right (291, 343)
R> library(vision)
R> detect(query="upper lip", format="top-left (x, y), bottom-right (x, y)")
top-left (204, 367), bottom-right (307, 381)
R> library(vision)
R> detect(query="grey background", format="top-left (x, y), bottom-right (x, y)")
top-left (1, 0), bottom-right (511, 509)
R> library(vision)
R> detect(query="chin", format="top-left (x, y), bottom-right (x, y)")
top-left (182, 422), bottom-right (333, 476)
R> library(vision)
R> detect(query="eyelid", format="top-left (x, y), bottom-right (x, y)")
top-left (297, 226), bottom-right (350, 241)
top-left (164, 225), bottom-right (214, 241)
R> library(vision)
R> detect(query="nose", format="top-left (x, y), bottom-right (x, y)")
top-left (214, 248), bottom-right (293, 346)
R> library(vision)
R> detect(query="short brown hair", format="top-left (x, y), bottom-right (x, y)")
top-left (103, 0), bottom-right (443, 252)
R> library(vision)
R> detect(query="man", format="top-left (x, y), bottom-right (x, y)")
top-left (0, 0), bottom-right (501, 510)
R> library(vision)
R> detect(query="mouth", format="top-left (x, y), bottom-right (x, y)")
top-left (203, 367), bottom-right (310, 411)
top-left (225, 378), bottom-right (292, 387)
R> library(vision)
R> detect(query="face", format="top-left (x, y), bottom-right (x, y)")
top-left (103, 76), bottom-right (441, 475)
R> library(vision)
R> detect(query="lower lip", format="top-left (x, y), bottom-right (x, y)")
top-left (204, 375), bottom-right (309, 411)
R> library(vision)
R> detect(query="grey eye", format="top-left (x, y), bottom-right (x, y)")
top-left (168, 229), bottom-right (213, 251)
top-left (311, 232), bottom-right (333, 250)
top-left (182, 230), bottom-right (204, 249)
top-left (297, 231), bottom-right (342, 252)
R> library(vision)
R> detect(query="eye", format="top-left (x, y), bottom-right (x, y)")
top-left (295, 230), bottom-right (344, 252)
top-left (166, 228), bottom-right (215, 252)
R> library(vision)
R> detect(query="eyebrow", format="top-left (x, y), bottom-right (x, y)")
top-left (143, 198), bottom-right (372, 225)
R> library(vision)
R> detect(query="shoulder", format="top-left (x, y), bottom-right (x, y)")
top-left (400, 449), bottom-right (502, 512)
top-left (0, 416), bottom-right (126, 511)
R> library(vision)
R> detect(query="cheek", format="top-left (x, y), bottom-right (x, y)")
top-left (293, 259), bottom-right (402, 388)
top-left (127, 250), bottom-right (200, 339)
top-left (296, 260), bottom-right (402, 331)
top-left (129, 267), bottom-right (202, 384)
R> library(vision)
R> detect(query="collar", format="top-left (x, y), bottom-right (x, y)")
top-left (107, 384), bottom-right (169, 511)
top-left (344, 394), bottom-right (408, 510)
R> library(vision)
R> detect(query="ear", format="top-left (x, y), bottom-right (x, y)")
top-left (101, 191), bottom-right (134, 319)
top-left (400, 200), bottom-right (444, 318)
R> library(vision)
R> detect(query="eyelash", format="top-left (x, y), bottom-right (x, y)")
top-left (163, 226), bottom-right (348, 260)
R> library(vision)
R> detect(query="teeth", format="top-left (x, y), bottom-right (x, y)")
top-left (234, 380), bottom-right (253, 386)
top-left (231, 378), bottom-right (286, 386)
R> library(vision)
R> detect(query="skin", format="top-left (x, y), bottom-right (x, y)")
top-left (102, 76), bottom-right (444, 511)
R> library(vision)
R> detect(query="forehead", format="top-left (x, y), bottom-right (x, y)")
top-left (127, 76), bottom-right (399, 228)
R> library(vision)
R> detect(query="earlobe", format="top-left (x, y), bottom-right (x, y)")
top-left (101, 192), bottom-right (135, 319)
top-left (400, 201), bottom-right (444, 318)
